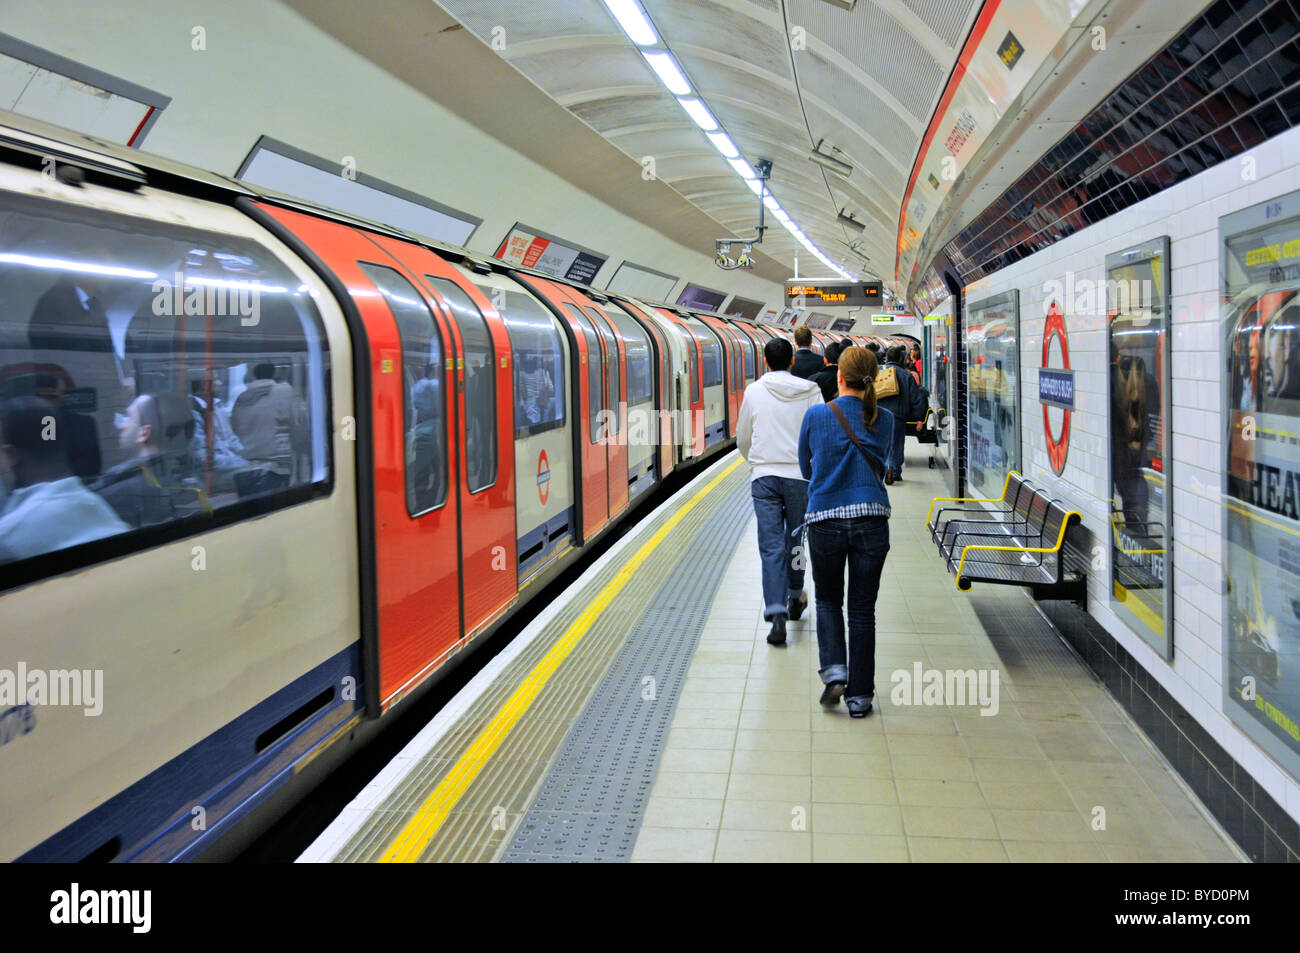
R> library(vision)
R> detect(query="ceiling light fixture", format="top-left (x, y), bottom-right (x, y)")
top-left (706, 131), bottom-right (739, 158)
top-left (809, 139), bottom-right (853, 177)
top-left (642, 51), bottom-right (691, 95)
top-left (728, 157), bottom-right (757, 179)
top-left (602, 0), bottom-right (659, 45)
top-left (678, 97), bottom-right (718, 131)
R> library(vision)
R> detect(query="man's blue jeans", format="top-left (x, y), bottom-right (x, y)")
top-left (808, 516), bottom-right (889, 712)
top-left (751, 475), bottom-right (808, 620)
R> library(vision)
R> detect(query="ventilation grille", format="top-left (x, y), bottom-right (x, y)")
top-left (902, 0), bottom-right (982, 48)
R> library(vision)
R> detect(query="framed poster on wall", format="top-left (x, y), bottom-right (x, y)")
top-left (1106, 237), bottom-right (1173, 659)
top-left (1222, 188), bottom-right (1300, 777)
top-left (965, 291), bottom-right (1020, 499)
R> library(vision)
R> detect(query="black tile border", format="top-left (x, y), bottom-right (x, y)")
top-left (1038, 600), bottom-right (1298, 862)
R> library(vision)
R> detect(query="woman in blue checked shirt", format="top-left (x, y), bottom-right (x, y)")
top-left (796, 347), bottom-right (894, 718)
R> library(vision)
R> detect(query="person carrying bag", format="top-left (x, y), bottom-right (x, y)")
top-left (796, 347), bottom-right (893, 718)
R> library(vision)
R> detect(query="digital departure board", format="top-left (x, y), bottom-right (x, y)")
top-left (785, 280), bottom-right (883, 307)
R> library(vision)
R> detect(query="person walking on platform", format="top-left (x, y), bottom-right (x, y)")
top-left (790, 326), bottom-right (824, 380)
top-left (737, 337), bottom-right (824, 645)
top-left (811, 342), bottom-right (842, 404)
top-left (798, 346), bottom-right (893, 717)
top-left (875, 345), bottom-right (923, 483)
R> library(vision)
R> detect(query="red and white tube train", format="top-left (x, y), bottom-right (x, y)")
top-left (0, 115), bottom-right (909, 861)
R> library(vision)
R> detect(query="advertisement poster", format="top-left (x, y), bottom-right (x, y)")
top-left (965, 291), bottom-right (1020, 499)
top-left (1223, 188), bottom-right (1300, 776)
top-left (1107, 237), bottom-right (1172, 658)
top-left (494, 224), bottom-right (606, 283)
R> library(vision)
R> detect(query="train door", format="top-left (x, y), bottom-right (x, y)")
top-left (656, 308), bottom-right (703, 458)
top-left (616, 298), bottom-right (676, 480)
top-left (682, 315), bottom-right (726, 447)
top-left (581, 304), bottom-right (630, 519)
top-left (364, 239), bottom-right (519, 639)
top-left (697, 314), bottom-right (740, 435)
top-left (257, 207), bottom-right (462, 709)
top-left (598, 303), bottom-right (657, 499)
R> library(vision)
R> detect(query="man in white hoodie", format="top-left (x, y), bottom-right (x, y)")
top-left (737, 337), bottom-right (824, 645)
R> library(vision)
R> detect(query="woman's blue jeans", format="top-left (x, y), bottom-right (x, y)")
top-left (808, 516), bottom-right (889, 710)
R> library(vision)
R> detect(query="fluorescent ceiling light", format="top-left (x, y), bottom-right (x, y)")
top-left (707, 131), bottom-right (738, 158)
top-left (678, 98), bottom-right (717, 131)
top-left (763, 196), bottom-right (779, 211)
top-left (728, 157), bottom-right (756, 179)
top-left (642, 51), bottom-right (691, 95)
top-left (744, 178), bottom-right (761, 194)
top-left (773, 209), bottom-right (791, 222)
top-left (603, 0), bottom-right (658, 45)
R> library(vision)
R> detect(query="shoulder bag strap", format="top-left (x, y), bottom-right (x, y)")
top-left (827, 401), bottom-right (886, 483)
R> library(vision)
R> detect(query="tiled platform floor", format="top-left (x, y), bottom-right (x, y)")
top-left (632, 447), bottom-right (1245, 863)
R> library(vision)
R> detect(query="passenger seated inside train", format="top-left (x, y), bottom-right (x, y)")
top-left (230, 362), bottom-right (308, 497)
top-left (0, 394), bottom-right (128, 563)
top-left (93, 392), bottom-right (211, 528)
top-left (0, 366), bottom-right (102, 480)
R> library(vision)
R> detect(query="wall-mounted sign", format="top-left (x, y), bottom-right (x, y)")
top-left (871, 314), bottom-right (915, 323)
top-left (1222, 190), bottom-right (1300, 777)
top-left (786, 280), bottom-right (882, 307)
top-left (1041, 300), bottom-right (1072, 475)
top-left (830, 317), bottom-right (856, 332)
top-left (1038, 368), bottom-right (1075, 409)
top-left (1107, 235), bottom-right (1172, 661)
top-left (495, 223), bottom-right (607, 284)
top-left (677, 283), bottom-right (727, 312)
top-left (966, 290), bottom-right (1020, 499)
top-left (724, 296), bottom-right (764, 321)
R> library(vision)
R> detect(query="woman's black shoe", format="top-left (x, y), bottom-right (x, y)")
top-left (819, 681), bottom-right (846, 706)
top-left (766, 614), bottom-right (787, 645)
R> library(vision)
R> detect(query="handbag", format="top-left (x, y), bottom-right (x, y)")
top-left (828, 402), bottom-right (888, 485)
top-left (873, 365), bottom-right (899, 399)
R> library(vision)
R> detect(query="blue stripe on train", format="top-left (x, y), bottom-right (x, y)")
top-left (17, 644), bottom-right (361, 862)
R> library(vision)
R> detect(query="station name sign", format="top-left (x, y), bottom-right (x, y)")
top-left (785, 280), bottom-right (882, 307)
top-left (1038, 367), bottom-right (1075, 409)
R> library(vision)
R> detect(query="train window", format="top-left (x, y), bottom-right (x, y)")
top-left (585, 307), bottom-right (620, 437)
top-left (426, 276), bottom-right (496, 493)
top-left (602, 306), bottom-right (653, 406)
top-left (741, 332), bottom-right (756, 380)
top-left (478, 285), bottom-right (565, 439)
top-left (359, 263), bottom-right (446, 516)
top-left (0, 191), bottom-right (330, 578)
top-left (668, 320), bottom-right (698, 403)
top-left (693, 325), bottom-right (722, 388)
top-left (562, 305), bottom-right (604, 443)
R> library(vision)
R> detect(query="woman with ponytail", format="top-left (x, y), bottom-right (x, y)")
top-left (796, 347), bottom-right (894, 717)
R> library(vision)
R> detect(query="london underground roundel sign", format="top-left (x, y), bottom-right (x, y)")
top-left (537, 449), bottom-right (551, 505)
top-left (1042, 301), bottom-right (1072, 475)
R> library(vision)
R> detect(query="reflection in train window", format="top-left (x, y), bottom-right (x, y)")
top-left (586, 308), bottom-right (620, 435)
top-left (359, 263), bottom-right (446, 516)
top-left (563, 304), bottom-right (604, 444)
top-left (482, 286), bottom-right (566, 439)
top-left (605, 307), bottom-right (653, 407)
top-left (0, 192), bottom-right (329, 574)
top-left (427, 276), bottom-right (496, 493)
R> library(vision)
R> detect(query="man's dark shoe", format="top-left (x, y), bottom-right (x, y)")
top-left (766, 614), bottom-right (787, 645)
top-left (848, 701), bottom-right (873, 718)
top-left (819, 681), bottom-right (846, 706)
top-left (788, 592), bottom-right (808, 621)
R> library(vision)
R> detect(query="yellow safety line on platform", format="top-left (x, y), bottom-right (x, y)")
top-left (379, 456), bottom-right (744, 863)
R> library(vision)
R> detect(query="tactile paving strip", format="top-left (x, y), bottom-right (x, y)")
top-left (500, 482), bottom-right (752, 862)
top-left (331, 457), bottom-right (749, 862)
